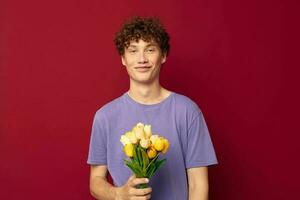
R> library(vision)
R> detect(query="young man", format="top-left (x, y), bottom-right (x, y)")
top-left (87, 17), bottom-right (218, 200)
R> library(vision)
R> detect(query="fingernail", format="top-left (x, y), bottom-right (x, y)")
top-left (145, 178), bottom-right (149, 183)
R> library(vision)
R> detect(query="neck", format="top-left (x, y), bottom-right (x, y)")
top-left (128, 80), bottom-right (170, 105)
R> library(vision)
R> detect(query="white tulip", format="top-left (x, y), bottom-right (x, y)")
top-left (125, 131), bottom-right (138, 144)
top-left (150, 135), bottom-right (159, 145)
top-left (140, 138), bottom-right (151, 149)
top-left (120, 135), bottom-right (131, 146)
top-left (144, 125), bottom-right (152, 138)
top-left (133, 123), bottom-right (146, 140)
top-left (136, 122), bottom-right (145, 128)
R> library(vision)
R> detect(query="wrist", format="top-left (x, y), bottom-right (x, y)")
top-left (113, 187), bottom-right (121, 200)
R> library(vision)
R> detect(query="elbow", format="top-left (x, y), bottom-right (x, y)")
top-left (89, 185), bottom-right (96, 199)
top-left (190, 181), bottom-right (209, 193)
top-left (89, 180), bottom-right (100, 199)
top-left (189, 181), bottom-right (209, 200)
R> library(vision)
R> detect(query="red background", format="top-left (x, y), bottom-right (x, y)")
top-left (1, 0), bottom-right (299, 199)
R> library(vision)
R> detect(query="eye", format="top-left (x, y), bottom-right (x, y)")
top-left (128, 49), bottom-right (137, 53)
top-left (146, 48), bottom-right (156, 53)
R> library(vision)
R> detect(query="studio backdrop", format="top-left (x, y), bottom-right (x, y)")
top-left (1, 0), bottom-right (298, 199)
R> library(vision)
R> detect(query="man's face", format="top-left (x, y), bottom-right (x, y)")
top-left (121, 39), bottom-right (166, 85)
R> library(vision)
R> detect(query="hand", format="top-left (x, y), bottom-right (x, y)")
top-left (115, 175), bottom-right (152, 200)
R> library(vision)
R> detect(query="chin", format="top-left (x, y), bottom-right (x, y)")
top-left (130, 74), bottom-right (157, 84)
top-left (133, 78), bottom-right (154, 84)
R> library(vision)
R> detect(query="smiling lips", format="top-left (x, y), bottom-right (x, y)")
top-left (135, 66), bottom-right (151, 72)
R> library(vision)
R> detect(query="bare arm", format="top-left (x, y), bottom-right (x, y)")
top-left (89, 165), bottom-right (152, 200)
top-left (187, 167), bottom-right (209, 200)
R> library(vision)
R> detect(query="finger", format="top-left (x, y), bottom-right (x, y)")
top-left (127, 174), bottom-right (136, 184)
top-left (130, 178), bottom-right (149, 187)
top-left (132, 194), bottom-right (151, 200)
top-left (132, 187), bottom-right (152, 196)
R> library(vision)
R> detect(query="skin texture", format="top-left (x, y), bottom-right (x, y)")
top-left (90, 165), bottom-right (152, 200)
top-left (187, 167), bottom-right (209, 200)
top-left (121, 39), bottom-right (171, 105)
top-left (121, 40), bottom-right (166, 86)
top-left (89, 39), bottom-right (210, 200)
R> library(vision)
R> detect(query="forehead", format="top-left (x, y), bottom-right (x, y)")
top-left (127, 39), bottom-right (159, 48)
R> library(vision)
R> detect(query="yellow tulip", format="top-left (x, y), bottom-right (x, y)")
top-left (153, 137), bottom-right (164, 151)
top-left (162, 138), bottom-right (169, 153)
top-left (123, 143), bottom-right (134, 157)
top-left (147, 146), bottom-right (157, 159)
top-left (150, 135), bottom-right (159, 145)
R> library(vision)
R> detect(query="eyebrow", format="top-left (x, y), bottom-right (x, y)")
top-left (127, 45), bottom-right (137, 48)
top-left (128, 43), bottom-right (158, 48)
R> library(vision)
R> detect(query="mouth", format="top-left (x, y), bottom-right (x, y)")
top-left (134, 66), bottom-right (151, 72)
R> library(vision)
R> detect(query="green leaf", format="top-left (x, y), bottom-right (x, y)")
top-left (125, 160), bottom-right (143, 177)
top-left (132, 161), bottom-right (142, 172)
top-left (145, 153), bottom-right (159, 171)
top-left (137, 146), bottom-right (143, 168)
top-left (141, 148), bottom-right (149, 170)
top-left (147, 158), bottom-right (167, 179)
top-left (154, 158), bottom-right (166, 173)
top-left (132, 144), bottom-right (138, 163)
top-left (147, 163), bottom-right (156, 178)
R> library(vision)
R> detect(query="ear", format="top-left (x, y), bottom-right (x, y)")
top-left (161, 53), bottom-right (167, 64)
top-left (121, 56), bottom-right (126, 66)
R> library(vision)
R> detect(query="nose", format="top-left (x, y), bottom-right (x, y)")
top-left (138, 52), bottom-right (148, 63)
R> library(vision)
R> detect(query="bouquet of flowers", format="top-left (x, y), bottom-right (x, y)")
top-left (120, 122), bottom-right (169, 188)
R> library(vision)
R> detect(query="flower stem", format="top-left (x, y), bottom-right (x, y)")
top-left (137, 183), bottom-right (148, 189)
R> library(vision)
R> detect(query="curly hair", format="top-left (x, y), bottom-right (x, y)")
top-left (114, 16), bottom-right (170, 56)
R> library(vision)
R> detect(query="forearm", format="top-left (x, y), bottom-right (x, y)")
top-left (90, 176), bottom-right (117, 200)
top-left (189, 183), bottom-right (209, 200)
top-left (187, 167), bottom-right (209, 200)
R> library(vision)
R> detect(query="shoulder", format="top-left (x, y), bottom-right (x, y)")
top-left (94, 93), bottom-right (125, 119)
top-left (172, 92), bottom-right (202, 116)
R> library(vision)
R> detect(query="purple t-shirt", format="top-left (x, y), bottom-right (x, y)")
top-left (87, 92), bottom-right (218, 200)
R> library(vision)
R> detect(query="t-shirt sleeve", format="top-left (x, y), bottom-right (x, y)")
top-left (185, 112), bottom-right (218, 168)
top-left (87, 111), bottom-right (107, 165)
